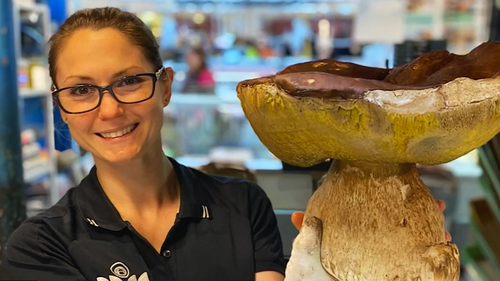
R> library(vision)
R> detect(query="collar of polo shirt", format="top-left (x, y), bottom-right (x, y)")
top-left (75, 157), bottom-right (212, 231)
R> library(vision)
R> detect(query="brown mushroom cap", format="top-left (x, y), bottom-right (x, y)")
top-left (237, 42), bottom-right (500, 166)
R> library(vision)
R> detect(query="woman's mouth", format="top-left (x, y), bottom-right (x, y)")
top-left (97, 123), bottom-right (139, 139)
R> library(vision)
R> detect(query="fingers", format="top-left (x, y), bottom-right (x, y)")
top-left (291, 212), bottom-right (305, 231)
top-left (436, 199), bottom-right (446, 212)
top-left (446, 232), bottom-right (452, 242)
top-left (435, 200), bottom-right (452, 241)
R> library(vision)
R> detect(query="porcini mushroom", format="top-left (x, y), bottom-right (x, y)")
top-left (237, 42), bottom-right (500, 281)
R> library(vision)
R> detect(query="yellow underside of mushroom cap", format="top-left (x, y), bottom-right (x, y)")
top-left (237, 77), bottom-right (500, 166)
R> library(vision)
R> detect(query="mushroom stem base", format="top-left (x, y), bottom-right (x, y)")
top-left (285, 160), bottom-right (460, 281)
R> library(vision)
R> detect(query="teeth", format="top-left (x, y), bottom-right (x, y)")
top-left (101, 124), bottom-right (135, 138)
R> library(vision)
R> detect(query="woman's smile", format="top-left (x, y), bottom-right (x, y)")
top-left (96, 122), bottom-right (139, 140)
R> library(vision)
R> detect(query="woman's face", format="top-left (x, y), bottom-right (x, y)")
top-left (55, 28), bottom-right (173, 164)
top-left (186, 50), bottom-right (202, 71)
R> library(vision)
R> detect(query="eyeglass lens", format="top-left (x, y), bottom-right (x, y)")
top-left (57, 75), bottom-right (155, 113)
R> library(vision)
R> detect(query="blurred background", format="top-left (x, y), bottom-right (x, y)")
top-left (2, 0), bottom-right (500, 280)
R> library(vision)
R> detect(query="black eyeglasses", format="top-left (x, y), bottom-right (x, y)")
top-left (52, 68), bottom-right (164, 114)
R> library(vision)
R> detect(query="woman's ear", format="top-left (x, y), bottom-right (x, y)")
top-left (162, 67), bottom-right (174, 107)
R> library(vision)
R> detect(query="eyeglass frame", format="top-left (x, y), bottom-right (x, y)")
top-left (52, 68), bottom-right (164, 114)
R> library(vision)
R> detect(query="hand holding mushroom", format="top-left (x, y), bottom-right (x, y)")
top-left (237, 42), bottom-right (500, 280)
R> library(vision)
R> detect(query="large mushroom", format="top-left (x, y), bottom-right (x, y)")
top-left (237, 42), bottom-right (500, 281)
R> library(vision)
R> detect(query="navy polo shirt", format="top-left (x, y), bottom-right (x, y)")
top-left (2, 158), bottom-right (285, 280)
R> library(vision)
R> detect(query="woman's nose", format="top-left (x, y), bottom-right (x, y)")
top-left (97, 91), bottom-right (124, 120)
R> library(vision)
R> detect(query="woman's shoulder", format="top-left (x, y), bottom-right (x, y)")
top-left (193, 166), bottom-right (265, 195)
top-left (36, 187), bottom-right (79, 221)
top-left (2, 188), bottom-right (87, 280)
top-left (189, 166), bottom-right (272, 213)
top-left (6, 188), bottom-right (80, 248)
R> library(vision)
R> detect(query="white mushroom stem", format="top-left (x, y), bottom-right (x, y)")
top-left (285, 160), bottom-right (460, 281)
top-left (285, 216), bottom-right (338, 281)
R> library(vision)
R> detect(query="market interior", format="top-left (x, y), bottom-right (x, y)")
top-left (1, 0), bottom-right (500, 280)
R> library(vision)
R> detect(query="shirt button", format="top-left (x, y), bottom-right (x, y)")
top-left (162, 249), bottom-right (172, 258)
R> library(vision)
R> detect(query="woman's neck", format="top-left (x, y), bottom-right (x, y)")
top-left (93, 148), bottom-right (179, 213)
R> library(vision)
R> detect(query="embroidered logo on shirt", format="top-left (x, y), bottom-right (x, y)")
top-left (96, 262), bottom-right (149, 281)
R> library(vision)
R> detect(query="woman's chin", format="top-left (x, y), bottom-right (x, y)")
top-left (96, 148), bottom-right (143, 164)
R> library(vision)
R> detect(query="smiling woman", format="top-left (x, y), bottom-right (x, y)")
top-left (49, 24), bottom-right (169, 165)
top-left (1, 7), bottom-right (285, 281)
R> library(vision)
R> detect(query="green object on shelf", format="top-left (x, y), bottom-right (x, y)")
top-left (462, 244), bottom-right (500, 281)
top-left (405, 14), bottom-right (434, 25)
top-left (245, 46), bottom-right (260, 58)
top-left (444, 12), bottom-right (474, 25)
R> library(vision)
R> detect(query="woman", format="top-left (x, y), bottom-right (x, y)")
top-left (3, 7), bottom-right (449, 281)
top-left (181, 47), bottom-right (215, 94)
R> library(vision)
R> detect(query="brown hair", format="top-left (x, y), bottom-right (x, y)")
top-left (188, 46), bottom-right (208, 73)
top-left (48, 7), bottom-right (163, 85)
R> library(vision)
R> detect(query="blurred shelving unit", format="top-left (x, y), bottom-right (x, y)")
top-left (461, 137), bottom-right (500, 280)
top-left (13, 1), bottom-right (57, 215)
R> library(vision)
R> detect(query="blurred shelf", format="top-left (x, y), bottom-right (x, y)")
top-left (16, 2), bottom-right (47, 13)
top-left (168, 93), bottom-right (240, 106)
top-left (24, 162), bottom-right (52, 184)
top-left (175, 155), bottom-right (282, 171)
top-left (19, 89), bottom-right (50, 98)
top-left (212, 71), bottom-right (272, 83)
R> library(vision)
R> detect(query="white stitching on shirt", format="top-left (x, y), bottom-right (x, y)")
top-left (86, 218), bottom-right (99, 227)
top-left (202, 205), bottom-right (210, 219)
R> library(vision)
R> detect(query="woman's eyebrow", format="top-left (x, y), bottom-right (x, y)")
top-left (111, 66), bottom-right (145, 78)
top-left (62, 75), bottom-right (92, 83)
top-left (62, 66), bottom-right (145, 84)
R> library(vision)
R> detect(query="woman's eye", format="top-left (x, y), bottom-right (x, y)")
top-left (125, 78), bottom-right (138, 84)
top-left (118, 77), bottom-right (143, 87)
top-left (71, 86), bottom-right (94, 95)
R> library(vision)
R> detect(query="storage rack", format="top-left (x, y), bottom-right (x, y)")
top-left (13, 2), bottom-right (58, 213)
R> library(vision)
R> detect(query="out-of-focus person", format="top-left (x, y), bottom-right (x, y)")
top-left (181, 47), bottom-right (215, 94)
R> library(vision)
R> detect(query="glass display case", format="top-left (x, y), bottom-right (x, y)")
top-left (162, 93), bottom-right (283, 171)
top-left (161, 57), bottom-right (314, 171)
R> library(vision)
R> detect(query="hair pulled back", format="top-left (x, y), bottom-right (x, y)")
top-left (48, 7), bottom-right (163, 84)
